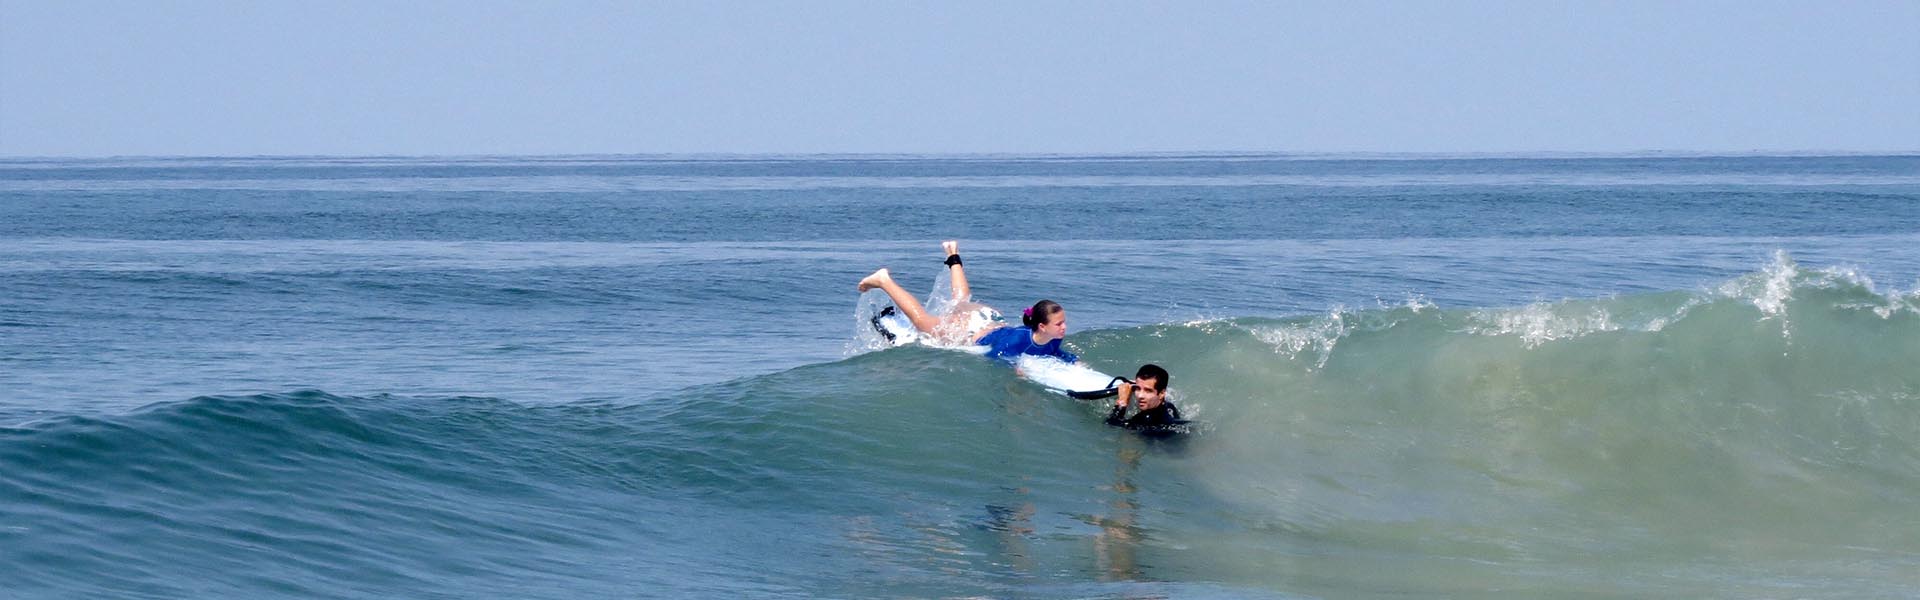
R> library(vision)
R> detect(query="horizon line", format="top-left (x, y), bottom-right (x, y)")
top-left (3, 149), bottom-right (1918, 162)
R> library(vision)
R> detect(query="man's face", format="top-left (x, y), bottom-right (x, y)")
top-left (1133, 376), bottom-right (1164, 409)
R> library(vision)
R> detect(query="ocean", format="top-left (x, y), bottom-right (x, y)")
top-left (3, 154), bottom-right (1918, 598)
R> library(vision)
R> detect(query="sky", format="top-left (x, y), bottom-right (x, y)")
top-left (2, 0), bottom-right (1916, 157)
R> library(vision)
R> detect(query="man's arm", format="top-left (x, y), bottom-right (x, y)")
top-left (1106, 382), bottom-right (1134, 426)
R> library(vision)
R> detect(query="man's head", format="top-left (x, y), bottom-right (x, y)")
top-left (1132, 364), bottom-right (1169, 409)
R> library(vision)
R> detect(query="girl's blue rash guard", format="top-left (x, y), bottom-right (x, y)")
top-left (976, 326), bottom-right (1078, 363)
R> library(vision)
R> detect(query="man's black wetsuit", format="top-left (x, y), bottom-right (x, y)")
top-left (1106, 401), bottom-right (1184, 432)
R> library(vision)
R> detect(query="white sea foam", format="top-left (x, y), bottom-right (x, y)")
top-left (1468, 302), bottom-right (1621, 348)
top-left (849, 288), bottom-right (998, 356)
top-left (1712, 250), bottom-right (1801, 320)
top-left (1251, 305), bottom-right (1352, 369)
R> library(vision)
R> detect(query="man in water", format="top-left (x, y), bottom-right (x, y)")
top-left (1107, 364), bottom-right (1182, 432)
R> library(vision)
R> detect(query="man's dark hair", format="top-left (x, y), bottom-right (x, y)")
top-left (1134, 363), bottom-right (1170, 391)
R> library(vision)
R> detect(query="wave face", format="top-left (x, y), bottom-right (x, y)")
top-left (5, 262), bottom-right (1917, 598)
top-left (1112, 261), bottom-right (1920, 595)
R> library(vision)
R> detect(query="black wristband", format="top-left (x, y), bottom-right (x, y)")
top-left (944, 254), bottom-right (962, 267)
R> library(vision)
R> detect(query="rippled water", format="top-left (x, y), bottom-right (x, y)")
top-left (3, 154), bottom-right (1918, 598)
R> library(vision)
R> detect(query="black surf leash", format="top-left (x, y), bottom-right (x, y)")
top-left (1067, 376), bottom-right (1133, 400)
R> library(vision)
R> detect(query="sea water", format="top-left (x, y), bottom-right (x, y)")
top-left (3, 154), bottom-right (1918, 598)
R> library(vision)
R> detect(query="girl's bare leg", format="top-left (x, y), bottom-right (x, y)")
top-left (942, 240), bottom-right (971, 302)
top-left (858, 268), bottom-right (941, 333)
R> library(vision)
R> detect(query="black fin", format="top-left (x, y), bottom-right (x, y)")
top-left (871, 305), bottom-right (899, 343)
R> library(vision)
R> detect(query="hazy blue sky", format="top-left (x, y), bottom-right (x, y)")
top-left (3, 1), bottom-right (1915, 156)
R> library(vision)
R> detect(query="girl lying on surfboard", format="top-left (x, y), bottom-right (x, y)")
top-left (860, 242), bottom-right (1184, 431)
top-left (856, 240), bottom-right (1077, 364)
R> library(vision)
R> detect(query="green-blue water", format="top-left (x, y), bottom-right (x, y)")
top-left (3, 154), bottom-right (1918, 598)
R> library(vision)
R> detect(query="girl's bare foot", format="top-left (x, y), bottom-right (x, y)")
top-left (857, 268), bottom-right (892, 292)
top-left (942, 240), bottom-right (959, 257)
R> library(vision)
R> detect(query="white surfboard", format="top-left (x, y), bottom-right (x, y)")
top-left (1012, 354), bottom-right (1128, 399)
top-left (869, 305), bottom-right (925, 347)
top-left (870, 305), bottom-right (1123, 399)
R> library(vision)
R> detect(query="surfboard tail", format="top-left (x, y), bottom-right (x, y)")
top-left (870, 305), bottom-right (899, 343)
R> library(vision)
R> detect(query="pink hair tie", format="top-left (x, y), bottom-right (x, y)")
top-left (1023, 307), bottom-right (1033, 319)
